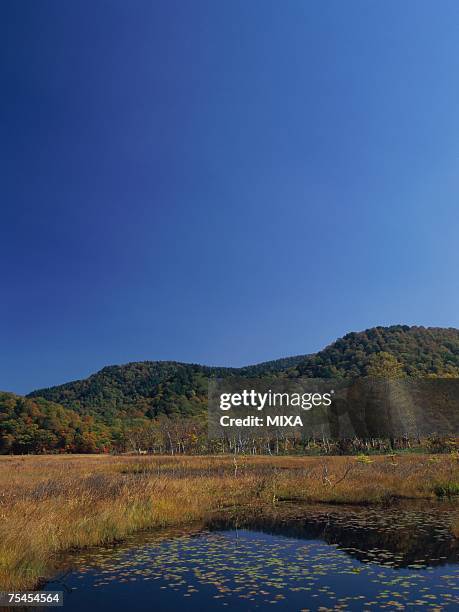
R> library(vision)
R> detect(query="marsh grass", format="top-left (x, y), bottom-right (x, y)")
top-left (0, 453), bottom-right (457, 589)
top-left (434, 482), bottom-right (459, 498)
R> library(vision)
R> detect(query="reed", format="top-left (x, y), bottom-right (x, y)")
top-left (0, 453), bottom-right (457, 590)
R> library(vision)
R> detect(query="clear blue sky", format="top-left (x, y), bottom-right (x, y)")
top-left (2, 1), bottom-right (459, 394)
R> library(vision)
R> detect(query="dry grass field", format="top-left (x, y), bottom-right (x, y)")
top-left (0, 453), bottom-right (457, 590)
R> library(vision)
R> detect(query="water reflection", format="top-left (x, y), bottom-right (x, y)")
top-left (45, 502), bottom-right (459, 611)
top-left (207, 502), bottom-right (459, 568)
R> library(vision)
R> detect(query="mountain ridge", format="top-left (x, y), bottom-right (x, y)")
top-left (27, 325), bottom-right (459, 419)
top-left (1, 324), bottom-right (457, 453)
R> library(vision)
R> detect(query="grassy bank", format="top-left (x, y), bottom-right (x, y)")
top-left (0, 453), bottom-right (457, 590)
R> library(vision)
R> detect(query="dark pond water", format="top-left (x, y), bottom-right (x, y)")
top-left (45, 503), bottom-right (459, 611)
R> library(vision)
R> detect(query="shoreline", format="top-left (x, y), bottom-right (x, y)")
top-left (0, 454), bottom-right (457, 590)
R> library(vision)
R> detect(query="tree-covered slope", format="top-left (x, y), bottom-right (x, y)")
top-left (28, 362), bottom-right (221, 419)
top-left (27, 326), bottom-right (459, 420)
top-left (295, 325), bottom-right (459, 379)
top-left (27, 355), bottom-right (308, 419)
top-left (238, 355), bottom-right (310, 376)
top-left (0, 392), bottom-right (112, 453)
top-left (2, 325), bottom-right (456, 454)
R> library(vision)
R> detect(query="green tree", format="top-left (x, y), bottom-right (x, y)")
top-left (366, 352), bottom-right (405, 378)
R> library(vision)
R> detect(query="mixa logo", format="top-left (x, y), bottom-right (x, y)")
top-left (219, 414), bottom-right (305, 427)
top-left (266, 415), bottom-right (303, 426)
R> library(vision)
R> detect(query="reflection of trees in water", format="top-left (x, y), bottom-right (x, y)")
top-left (207, 503), bottom-right (459, 569)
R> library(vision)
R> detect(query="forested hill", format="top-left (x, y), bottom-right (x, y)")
top-left (295, 325), bottom-right (459, 378)
top-left (2, 325), bottom-right (457, 454)
top-left (27, 355), bottom-right (308, 419)
top-left (0, 392), bottom-right (113, 453)
top-left (27, 326), bottom-right (459, 420)
top-left (28, 362), bottom-right (229, 419)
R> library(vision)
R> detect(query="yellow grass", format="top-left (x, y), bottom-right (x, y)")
top-left (0, 453), bottom-right (457, 590)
